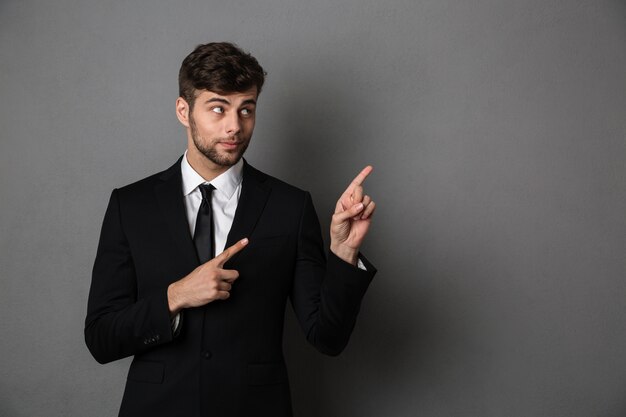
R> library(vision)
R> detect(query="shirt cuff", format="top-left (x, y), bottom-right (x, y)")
top-left (357, 257), bottom-right (367, 271)
top-left (171, 313), bottom-right (181, 334)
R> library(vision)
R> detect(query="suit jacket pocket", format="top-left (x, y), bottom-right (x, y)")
top-left (127, 360), bottom-right (165, 384)
top-left (226, 235), bottom-right (290, 269)
top-left (233, 235), bottom-right (290, 269)
top-left (247, 362), bottom-right (288, 386)
top-left (246, 235), bottom-right (289, 249)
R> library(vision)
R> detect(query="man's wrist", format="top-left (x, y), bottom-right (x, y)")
top-left (167, 282), bottom-right (183, 316)
top-left (330, 244), bottom-right (359, 266)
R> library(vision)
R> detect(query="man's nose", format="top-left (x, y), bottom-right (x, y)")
top-left (224, 112), bottom-right (241, 136)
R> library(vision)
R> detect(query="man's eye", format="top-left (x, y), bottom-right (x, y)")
top-left (241, 108), bottom-right (254, 116)
top-left (212, 107), bottom-right (224, 114)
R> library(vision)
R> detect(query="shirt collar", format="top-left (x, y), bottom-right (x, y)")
top-left (181, 150), bottom-right (244, 199)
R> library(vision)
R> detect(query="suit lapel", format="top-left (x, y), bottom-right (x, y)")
top-left (224, 161), bottom-right (271, 265)
top-left (154, 157), bottom-right (200, 270)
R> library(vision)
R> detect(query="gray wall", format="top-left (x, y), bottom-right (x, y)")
top-left (1, 1), bottom-right (625, 416)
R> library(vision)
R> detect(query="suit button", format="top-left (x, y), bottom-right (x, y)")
top-left (202, 351), bottom-right (212, 360)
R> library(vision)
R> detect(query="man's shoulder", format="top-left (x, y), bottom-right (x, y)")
top-left (114, 157), bottom-right (182, 198)
top-left (244, 162), bottom-right (308, 198)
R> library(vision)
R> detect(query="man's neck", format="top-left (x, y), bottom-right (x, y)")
top-left (186, 147), bottom-right (229, 182)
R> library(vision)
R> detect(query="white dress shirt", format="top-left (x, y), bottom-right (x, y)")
top-left (171, 152), bottom-right (243, 331)
top-left (181, 151), bottom-right (244, 253)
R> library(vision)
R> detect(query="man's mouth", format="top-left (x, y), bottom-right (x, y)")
top-left (218, 141), bottom-right (242, 150)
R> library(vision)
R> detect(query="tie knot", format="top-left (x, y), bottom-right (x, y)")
top-left (199, 183), bottom-right (215, 201)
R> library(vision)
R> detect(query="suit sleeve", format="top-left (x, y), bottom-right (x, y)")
top-left (290, 192), bottom-right (376, 356)
top-left (84, 189), bottom-right (174, 364)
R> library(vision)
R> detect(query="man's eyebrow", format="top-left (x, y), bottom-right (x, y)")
top-left (205, 97), bottom-right (230, 105)
top-left (203, 97), bottom-right (257, 106)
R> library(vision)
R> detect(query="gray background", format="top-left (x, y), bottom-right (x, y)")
top-left (1, 0), bottom-right (625, 416)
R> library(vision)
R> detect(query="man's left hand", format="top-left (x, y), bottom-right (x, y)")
top-left (330, 166), bottom-right (376, 265)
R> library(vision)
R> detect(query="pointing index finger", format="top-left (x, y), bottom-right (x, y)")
top-left (343, 165), bottom-right (373, 196)
top-left (213, 238), bottom-right (249, 267)
top-left (352, 165), bottom-right (373, 186)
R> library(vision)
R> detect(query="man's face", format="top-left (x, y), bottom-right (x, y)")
top-left (186, 88), bottom-right (257, 167)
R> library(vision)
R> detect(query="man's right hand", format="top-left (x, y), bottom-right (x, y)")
top-left (167, 238), bottom-right (249, 315)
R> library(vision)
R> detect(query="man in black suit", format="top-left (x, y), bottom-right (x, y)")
top-left (85, 42), bottom-right (376, 417)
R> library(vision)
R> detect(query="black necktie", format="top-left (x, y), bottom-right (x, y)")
top-left (194, 184), bottom-right (215, 263)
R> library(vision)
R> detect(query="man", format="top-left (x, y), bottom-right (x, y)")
top-left (85, 42), bottom-right (376, 417)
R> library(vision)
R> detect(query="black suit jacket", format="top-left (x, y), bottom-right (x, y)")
top-left (85, 158), bottom-right (375, 417)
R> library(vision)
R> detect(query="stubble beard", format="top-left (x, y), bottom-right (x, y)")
top-left (189, 116), bottom-right (250, 167)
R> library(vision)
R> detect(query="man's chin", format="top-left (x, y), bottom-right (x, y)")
top-left (205, 150), bottom-right (244, 167)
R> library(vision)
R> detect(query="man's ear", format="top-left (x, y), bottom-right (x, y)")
top-left (176, 97), bottom-right (190, 128)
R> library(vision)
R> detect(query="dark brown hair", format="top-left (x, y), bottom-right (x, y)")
top-left (178, 42), bottom-right (266, 109)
